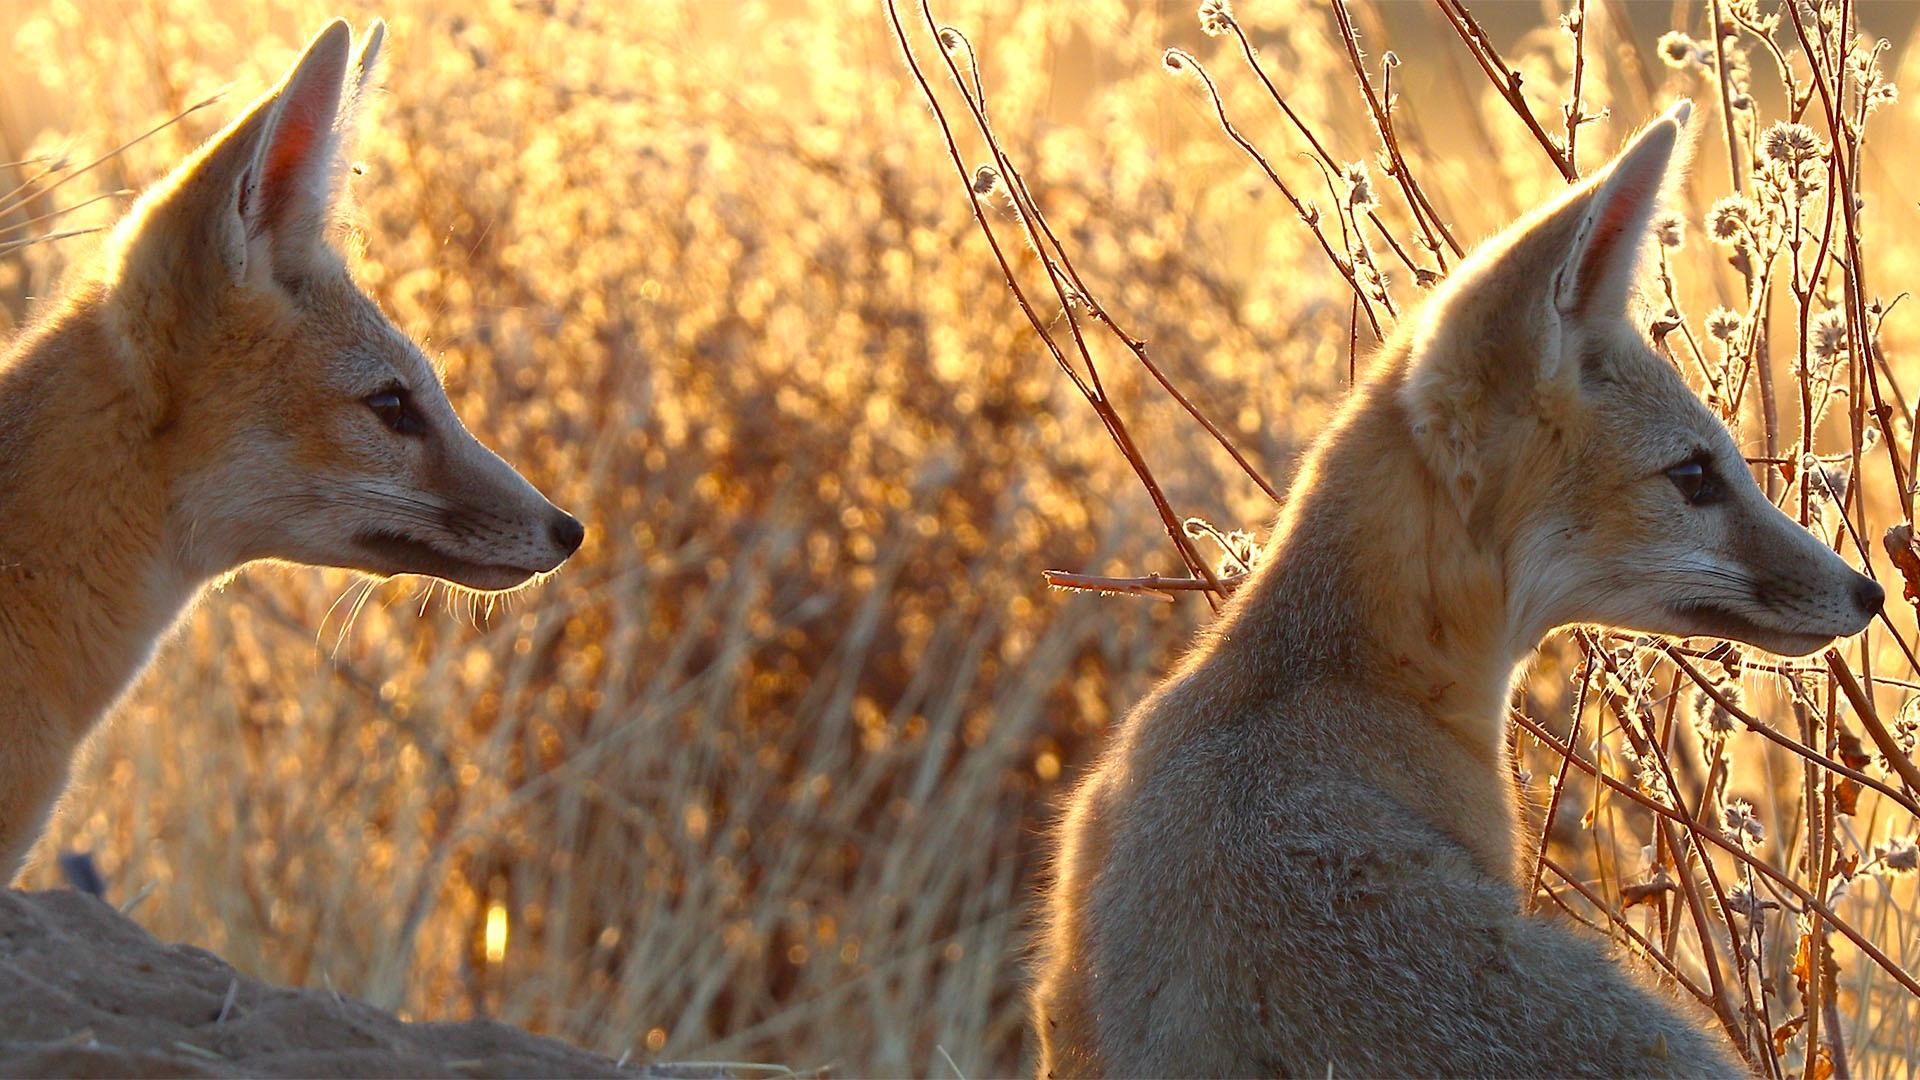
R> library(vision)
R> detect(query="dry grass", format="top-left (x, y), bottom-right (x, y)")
top-left (3, 0), bottom-right (1920, 1075)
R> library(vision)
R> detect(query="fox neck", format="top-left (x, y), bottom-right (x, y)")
top-left (1211, 361), bottom-right (1546, 878)
top-left (0, 291), bottom-right (213, 746)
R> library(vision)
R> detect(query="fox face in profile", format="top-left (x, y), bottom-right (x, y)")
top-left (1403, 99), bottom-right (1879, 660)
top-left (0, 20), bottom-right (580, 879)
top-left (109, 20), bottom-right (583, 589)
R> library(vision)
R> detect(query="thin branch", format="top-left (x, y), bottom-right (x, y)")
top-left (1043, 569), bottom-right (1247, 600)
top-left (1510, 708), bottom-right (1920, 999)
top-left (1432, 0), bottom-right (1577, 180)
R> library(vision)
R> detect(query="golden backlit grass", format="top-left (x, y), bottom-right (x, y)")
top-left (4, 0), bottom-right (1920, 1075)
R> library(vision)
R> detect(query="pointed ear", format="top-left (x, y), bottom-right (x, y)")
top-left (1552, 100), bottom-right (1690, 322)
top-left (353, 21), bottom-right (387, 97)
top-left (237, 20), bottom-right (355, 280)
top-left (338, 21), bottom-right (386, 151)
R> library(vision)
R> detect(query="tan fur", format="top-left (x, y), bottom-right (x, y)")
top-left (1033, 103), bottom-right (1881, 1078)
top-left (0, 21), bottom-right (583, 880)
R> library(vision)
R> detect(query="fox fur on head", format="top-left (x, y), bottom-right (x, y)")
top-left (0, 20), bottom-right (583, 880)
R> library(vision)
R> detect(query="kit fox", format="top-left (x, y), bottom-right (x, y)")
top-left (0, 20), bottom-right (583, 880)
top-left (1034, 102), bottom-right (1881, 1077)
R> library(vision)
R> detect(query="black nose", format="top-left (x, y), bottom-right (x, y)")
top-left (549, 511), bottom-right (585, 555)
top-left (1855, 574), bottom-right (1886, 616)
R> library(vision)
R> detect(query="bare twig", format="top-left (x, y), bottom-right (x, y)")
top-left (1562, 0), bottom-right (1592, 171)
top-left (1042, 569), bottom-right (1247, 600)
top-left (888, 2), bottom-right (1234, 601)
top-left (1432, 0), bottom-right (1577, 179)
top-left (1510, 708), bottom-right (1920, 999)
top-left (1327, 0), bottom-right (1461, 261)
top-left (1164, 47), bottom-right (1389, 338)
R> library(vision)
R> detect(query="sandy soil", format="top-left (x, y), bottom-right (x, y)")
top-left (0, 888), bottom-right (642, 1078)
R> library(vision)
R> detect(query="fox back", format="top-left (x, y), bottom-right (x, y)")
top-left (1032, 103), bottom-right (1881, 1077)
top-left (0, 20), bottom-right (583, 880)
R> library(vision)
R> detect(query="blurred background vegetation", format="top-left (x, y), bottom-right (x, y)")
top-left (5, 0), bottom-right (1920, 1075)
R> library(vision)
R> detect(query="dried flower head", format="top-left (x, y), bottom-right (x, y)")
top-left (1342, 161), bottom-right (1376, 213)
top-left (1848, 48), bottom-right (1878, 81)
top-left (1879, 834), bottom-right (1919, 873)
top-left (1811, 307), bottom-right (1850, 361)
top-left (1726, 884), bottom-right (1780, 918)
top-left (1198, 0), bottom-right (1234, 37)
top-left (1706, 307), bottom-right (1744, 342)
top-left (971, 165), bottom-right (1000, 196)
top-left (1658, 31), bottom-right (1701, 69)
top-left (1691, 681), bottom-right (1739, 736)
top-left (1635, 757), bottom-right (1665, 795)
top-left (1898, 697), bottom-right (1920, 754)
top-left (1803, 456), bottom-right (1849, 503)
top-left (1706, 195), bottom-right (1755, 244)
top-left (1652, 211), bottom-right (1685, 249)
top-left (1722, 799), bottom-right (1765, 847)
top-left (1762, 121), bottom-right (1822, 164)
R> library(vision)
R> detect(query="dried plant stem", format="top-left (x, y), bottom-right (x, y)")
top-left (0, 189), bottom-right (128, 239)
top-left (1824, 992), bottom-right (1852, 1080)
top-left (1327, 0), bottom-right (1461, 261)
top-left (1509, 708), bottom-right (1920, 999)
top-left (1826, 652), bottom-right (1920, 798)
top-left (1798, 690), bottom-right (1828, 1078)
top-left (1785, 0), bottom-right (1912, 517)
top-left (953, 35), bottom-right (1281, 505)
top-left (1040, 569), bottom-right (1245, 600)
top-left (1526, 649), bottom-right (1594, 908)
top-left (1432, 0), bottom-right (1577, 180)
top-left (1167, 47), bottom-right (1389, 337)
top-left (1707, 0), bottom-right (1746, 194)
top-left (0, 227), bottom-right (107, 257)
top-left (0, 92), bottom-right (219, 224)
top-left (1667, 648), bottom-right (1920, 819)
top-left (1216, 13), bottom-right (1452, 275)
top-left (888, 0), bottom-right (1232, 600)
top-left (1539, 854), bottom-right (1714, 1005)
top-left (1727, 4), bottom-right (1810, 119)
top-left (1592, 647), bottom-right (1753, 1052)
top-left (1562, 0), bottom-right (1591, 171)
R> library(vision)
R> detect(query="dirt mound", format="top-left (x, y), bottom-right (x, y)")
top-left (0, 888), bottom-right (640, 1078)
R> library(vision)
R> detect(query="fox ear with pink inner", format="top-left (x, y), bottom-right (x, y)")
top-left (237, 19), bottom-right (357, 282)
top-left (239, 20), bottom-right (385, 283)
top-left (1553, 99), bottom-right (1692, 323)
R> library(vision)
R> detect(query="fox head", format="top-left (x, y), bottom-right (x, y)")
top-left (1401, 100), bottom-right (1881, 658)
top-left (100, 20), bottom-right (582, 592)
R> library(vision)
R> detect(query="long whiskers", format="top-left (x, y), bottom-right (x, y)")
top-left (333, 577), bottom-right (379, 658)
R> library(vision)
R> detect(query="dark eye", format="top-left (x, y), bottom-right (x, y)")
top-left (1665, 458), bottom-right (1718, 504)
top-left (365, 388), bottom-right (426, 436)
